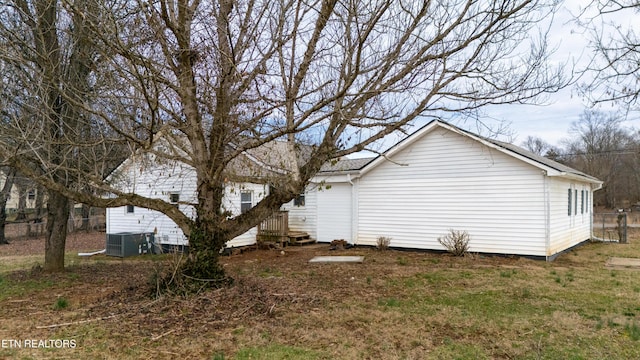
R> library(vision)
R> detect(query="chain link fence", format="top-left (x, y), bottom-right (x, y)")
top-left (592, 212), bottom-right (628, 243)
top-left (3, 214), bottom-right (106, 241)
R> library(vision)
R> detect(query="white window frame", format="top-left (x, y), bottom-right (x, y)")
top-left (240, 191), bottom-right (252, 214)
top-left (169, 192), bottom-right (180, 208)
top-left (293, 193), bottom-right (306, 207)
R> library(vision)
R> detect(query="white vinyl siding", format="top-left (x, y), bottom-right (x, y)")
top-left (357, 127), bottom-right (548, 256)
top-left (106, 151), bottom-right (268, 248)
top-left (222, 183), bottom-right (268, 247)
top-left (548, 180), bottom-right (592, 255)
top-left (316, 183), bottom-right (353, 243)
top-left (106, 154), bottom-right (197, 246)
top-left (282, 187), bottom-right (317, 239)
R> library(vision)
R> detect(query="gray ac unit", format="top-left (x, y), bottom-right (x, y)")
top-left (106, 232), bottom-right (154, 257)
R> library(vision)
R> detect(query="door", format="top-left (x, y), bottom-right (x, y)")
top-left (316, 183), bottom-right (352, 243)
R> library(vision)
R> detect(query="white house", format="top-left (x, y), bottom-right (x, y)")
top-left (288, 120), bottom-right (603, 259)
top-left (0, 171), bottom-right (40, 211)
top-left (106, 120), bottom-right (602, 259)
top-left (105, 139), bottom-right (295, 249)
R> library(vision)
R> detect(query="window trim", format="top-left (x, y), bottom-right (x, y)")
top-left (294, 193), bottom-right (306, 207)
top-left (240, 191), bottom-right (252, 214)
top-left (586, 190), bottom-right (589, 213)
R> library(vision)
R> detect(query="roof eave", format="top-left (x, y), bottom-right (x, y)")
top-left (548, 171), bottom-right (604, 185)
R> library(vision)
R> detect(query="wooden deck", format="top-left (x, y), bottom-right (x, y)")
top-left (257, 211), bottom-right (316, 246)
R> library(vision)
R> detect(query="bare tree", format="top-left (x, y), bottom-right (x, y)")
top-left (0, 167), bottom-right (17, 245)
top-left (563, 109), bottom-right (638, 208)
top-left (0, 0), bottom-right (120, 271)
top-left (2, 0), bottom-right (568, 281)
top-left (521, 135), bottom-right (564, 160)
top-left (577, 1), bottom-right (640, 110)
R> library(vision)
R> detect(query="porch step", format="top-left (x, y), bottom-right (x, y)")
top-left (292, 238), bottom-right (316, 246)
top-left (287, 231), bottom-right (315, 245)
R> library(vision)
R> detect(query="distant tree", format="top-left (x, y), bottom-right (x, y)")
top-left (521, 135), bottom-right (563, 157)
top-left (563, 109), bottom-right (638, 208)
top-left (522, 136), bottom-right (551, 155)
top-left (2, 0), bottom-right (569, 283)
top-left (0, 0), bottom-right (120, 271)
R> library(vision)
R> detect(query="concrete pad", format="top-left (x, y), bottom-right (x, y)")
top-left (309, 256), bottom-right (364, 263)
top-left (606, 257), bottom-right (640, 269)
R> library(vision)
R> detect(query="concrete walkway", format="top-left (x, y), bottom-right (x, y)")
top-left (606, 257), bottom-right (640, 269)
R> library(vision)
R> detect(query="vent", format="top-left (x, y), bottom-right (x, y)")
top-left (106, 232), bottom-right (154, 257)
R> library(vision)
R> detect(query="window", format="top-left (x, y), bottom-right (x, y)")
top-left (568, 189), bottom-right (572, 216)
top-left (574, 189), bottom-right (578, 215)
top-left (126, 205), bottom-right (135, 214)
top-left (27, 189), bottom-right (36, 200)
top-left (581, 190), bottom-right (585, 214)
top-left (240, 191), bottom-right (252, 213)
top-left (586, 191), bottom-right (589, 213)
top-left (169, 193), bottom-right (180, 208)
top-left (294, 193), bottom-right (305, 207)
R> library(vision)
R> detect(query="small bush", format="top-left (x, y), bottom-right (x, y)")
top-left (625, 321), bottom-right (640, 341)
top-left (437, 229), bottom-right (470, 256)
top-left (376, 236), bottom-right (391, 250)
top-left (53, 297), bottom-right (69, 310)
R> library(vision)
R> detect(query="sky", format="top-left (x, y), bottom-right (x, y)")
top-left (421, 1), bottom-right (640, 149)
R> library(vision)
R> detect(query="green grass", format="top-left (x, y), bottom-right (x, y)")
top-left (235, 344), bottom-right (325, 360)
top-left (0, 276), bottom-right (55, 301)
top-left (3, 233), bottom-right (640, 359)
top-left (53, 297), bottom-right (69, 310)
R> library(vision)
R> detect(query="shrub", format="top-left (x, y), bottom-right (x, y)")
top-left (376, 236), bottom-right (391, 250)
top-left (53, 297), bottom-right (69, 310)
top-left (437, 229), bottom-right (470, 256)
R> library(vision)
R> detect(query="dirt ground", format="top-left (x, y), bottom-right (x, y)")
top-left (2, 231), bottom-right (639, 359)
top-left (0, 233), bottom-right (516, 357)
top-left (0, 231), bottom-right (105, 257)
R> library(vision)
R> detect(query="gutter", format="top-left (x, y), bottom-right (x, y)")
top-left (549, 171), bottom-right (602, 185)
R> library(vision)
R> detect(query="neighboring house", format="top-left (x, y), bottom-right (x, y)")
top-left (105, 139), bottom-right (298, 248)
top-left (107, 120), bottom-right (603, 259)
top-left (0, 171), bottom-right (40, 212)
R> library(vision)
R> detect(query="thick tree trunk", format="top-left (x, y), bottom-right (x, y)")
top-left (34, 185), bottom-right (45, 222)
top-left (0, 168), bottom-right (16, 245)
top-left (80, 204), bottom-right (91, 231)
top-left (44, 190), bottom-right (69, 272)
top-left (14, 183), bottom-right (27, 221)
top-left (0, 207), bottom-right (9, 245)
top-left (176, 182), bottom-right (231, 287)
top-left (180, 221), bottom-right (230, 284)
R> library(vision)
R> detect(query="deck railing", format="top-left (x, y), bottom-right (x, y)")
top-left (256, 210), bottom-right (289, 244)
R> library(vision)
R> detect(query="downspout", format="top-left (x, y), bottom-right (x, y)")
top-left (590, 182), bottom-right (604, 241)
top-left (347, 174), bottom-right (358, 245)
top-left (589, 185), bottom-right (593, 242)
top-left (543, 171), bottom-right (551, 262)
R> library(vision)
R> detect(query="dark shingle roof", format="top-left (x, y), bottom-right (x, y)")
top-left (486, 139), bottom-right (600, 181)
top-left (319, 157), bottom-right (375, 173)
top-left (317, 120), bottom-right (600, 184)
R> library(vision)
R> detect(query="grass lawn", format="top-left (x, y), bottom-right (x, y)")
top-left (1, 230), bottom-right (640, 359)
